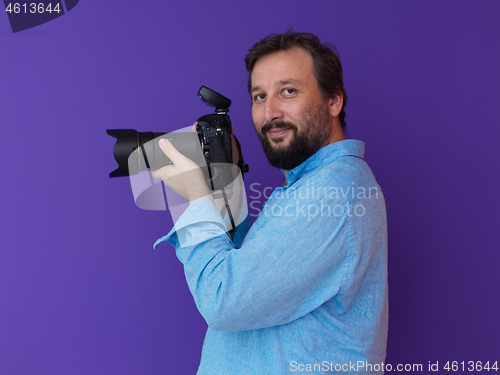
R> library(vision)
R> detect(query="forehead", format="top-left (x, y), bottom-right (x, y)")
top-left (251, 47), bottom-right (316, 91)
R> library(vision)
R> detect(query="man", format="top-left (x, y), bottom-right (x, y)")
top-left (153, 31), bottom-right (388, 374)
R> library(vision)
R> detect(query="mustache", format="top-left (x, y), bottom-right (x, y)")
top-left (261, 121), bottom-right (297, 135)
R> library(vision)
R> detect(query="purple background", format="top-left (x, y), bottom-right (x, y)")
top-left (1, 1), bottom-right (499, 374)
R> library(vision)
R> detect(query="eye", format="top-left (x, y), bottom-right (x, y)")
top-left (282, 88), bottom-right (296, 97)
top-left (253, 93), bottom-right (266, 103)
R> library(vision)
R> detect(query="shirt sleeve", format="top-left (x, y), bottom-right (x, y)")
top-left (159, 182), bottom-right (355, 332)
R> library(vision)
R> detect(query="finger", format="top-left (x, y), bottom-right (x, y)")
top-left (192, 122), bottom-right (197, 132)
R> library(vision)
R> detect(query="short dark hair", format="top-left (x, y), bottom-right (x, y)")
top-left (244, 30), bottom-right (348, 128)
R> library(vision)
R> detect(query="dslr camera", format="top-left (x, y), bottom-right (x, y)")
top-left (107, 86), bottom-right (248, 191)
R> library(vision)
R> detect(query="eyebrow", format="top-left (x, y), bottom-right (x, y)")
top-left (251, 79), bottom-right (302, 94)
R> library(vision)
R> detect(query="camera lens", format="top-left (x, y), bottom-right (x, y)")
top-left (107, 129), bottom-right (203, 178)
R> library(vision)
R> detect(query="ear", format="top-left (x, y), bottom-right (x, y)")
top-left (328, 95), bottom-right (343, 118)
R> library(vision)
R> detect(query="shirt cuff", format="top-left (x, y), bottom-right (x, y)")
top-left (153, 198), bottom-right (228, 249)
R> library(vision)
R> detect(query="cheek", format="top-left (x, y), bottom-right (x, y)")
top-left (287, 103), bottom-right (304, 119)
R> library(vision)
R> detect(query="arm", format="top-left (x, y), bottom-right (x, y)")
top-left (164, 184), bottom-right (351, 332)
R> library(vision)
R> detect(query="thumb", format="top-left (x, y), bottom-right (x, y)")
top-left (158, 138), bottom-right (185, 165)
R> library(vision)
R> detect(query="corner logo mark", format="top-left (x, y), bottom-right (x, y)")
top-left (4, 0), bottom-right (79, 33)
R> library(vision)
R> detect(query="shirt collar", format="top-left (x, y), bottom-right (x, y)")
top-left (284, 139), bottom-right (366, 186)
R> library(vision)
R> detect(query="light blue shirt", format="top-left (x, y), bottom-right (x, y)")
top-left (155, 140), bottom-right (388, 374)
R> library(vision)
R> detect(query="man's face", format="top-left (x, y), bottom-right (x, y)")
top-left (250, 47), bottom-right (333, 171)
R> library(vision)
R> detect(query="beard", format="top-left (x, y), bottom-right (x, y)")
top-left (255, 102), bottom-right (332, 171)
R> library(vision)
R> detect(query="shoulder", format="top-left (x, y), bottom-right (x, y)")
top-left (289, 155), bottom-right (382, 205)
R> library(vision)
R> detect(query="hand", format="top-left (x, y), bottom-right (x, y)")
top-left (151, 138), bottom-right (213, 204)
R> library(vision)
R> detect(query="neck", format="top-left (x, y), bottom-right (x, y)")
top-left (282, 123), bottom-right (345, 175)
top-left (326, 122), bottom-right (345, 145)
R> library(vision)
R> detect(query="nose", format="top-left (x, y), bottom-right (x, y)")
top-left (264, 96), bottom-right (283, 123)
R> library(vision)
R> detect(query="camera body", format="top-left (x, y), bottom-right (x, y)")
top-left (195, 86), bottom-right (234, 190)
top-left (107, 86), bottom-right (245, 190)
